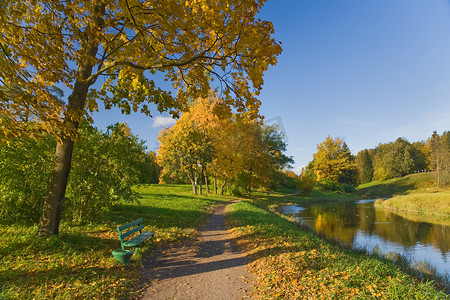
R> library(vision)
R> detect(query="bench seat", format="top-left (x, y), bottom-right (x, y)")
top-left (123, 231), bottom-right (155, 247)
top-left (117, 218), bottom-right (154, 253)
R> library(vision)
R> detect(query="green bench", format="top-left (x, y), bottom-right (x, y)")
top-left (117, 218), bottom-right (155, 254)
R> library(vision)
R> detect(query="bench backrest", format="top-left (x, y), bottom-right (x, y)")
top-left (117, 218), bottom-right (144, 245)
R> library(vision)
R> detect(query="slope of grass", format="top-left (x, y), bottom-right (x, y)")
top-left (357, 172), bottom-right (450, 219)
top-left (357, 172), bottom-right (436, 199)
top-left (227, 199), bottom-right (448, 299)
top-left (375, 191), bottom-right (450, 222)
top-left (0, 184), bottom-right (226, 299)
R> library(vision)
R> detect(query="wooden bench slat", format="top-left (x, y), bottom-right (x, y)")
top-left (116, 218), bottom-right (154, 253)
top-left (123, 231), bottom-right (155, 247)
top-left (120, 224), bottom-right (145, 240)
top-left (118, 218), bottom-right (143, 232)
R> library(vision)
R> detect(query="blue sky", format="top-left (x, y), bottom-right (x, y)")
top-left (93, 0), bottom-right (450, 173)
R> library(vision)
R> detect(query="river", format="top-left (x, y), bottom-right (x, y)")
top-left (279, 199), bottom-right (450, 279)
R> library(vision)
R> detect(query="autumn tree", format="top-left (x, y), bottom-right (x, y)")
top-left (312, 136), bottom-right (357, 186)
top-left (1, 1), bottom-right (281, 235)
top-left (157, 95), bottom-right (218, 194)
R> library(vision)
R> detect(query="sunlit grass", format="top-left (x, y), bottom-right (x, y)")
top-left (0, 184), bottom-right (226, 299)
top-left (375, 191), bottom-right (450, 222)
top-left (358, 172), bottom-right (437, 198)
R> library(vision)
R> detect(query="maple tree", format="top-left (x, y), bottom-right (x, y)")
top-left (157, 96), bottom-right (216, 194)
top-left (158, 94), bottom-right (292, 195)
top-left (0, 0), bottom-right (281, 235)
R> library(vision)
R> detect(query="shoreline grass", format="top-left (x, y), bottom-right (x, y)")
top-left (0, 184), bottom-right (226, 299)
top-left (227, 198), bottom-right (448, 299)
top-left (375, 191), bottom-right (450, 220)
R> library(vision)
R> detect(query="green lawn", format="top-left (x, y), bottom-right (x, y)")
top-left (0, 184), bottom-right (226, 299)
top-left (357, 172), bottom-right (437, 198)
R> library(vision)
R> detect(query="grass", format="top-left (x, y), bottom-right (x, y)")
top-left (357, 172), bottom-right (436, 199)
top-left (1, 182), bottom-right (448, 299)
top-left (375, 191), bottom-right (450, 224)
top-left (227, 197), bottom-right (448, 299)
top-left (0, 184), bottom-right (226, 299)
top-left (357, 172), bottom-right (450, 220)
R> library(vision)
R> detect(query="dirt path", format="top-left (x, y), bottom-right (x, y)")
top-left (136, 203), bottom-right (254, 299)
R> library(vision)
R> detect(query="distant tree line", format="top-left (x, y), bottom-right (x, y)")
top-left (0, 121), bottom-right (160, 225)
top-left (298, 131), bottom-right (450, 195)
top-left (356, 131), bottom-right (450, 188)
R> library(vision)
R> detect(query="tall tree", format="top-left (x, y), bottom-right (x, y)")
top-left (312, 136), bottom-right (357, 185)
top-left (373, 138), bottom-right (415, 180)
top-left (356, 149), bottom-right (373, 184)
top-left (427, 131), bottom-right (450, 189)
top-left (1, 1), bottom-right (281, 235)
top-left (157, 96), bottom-right (216, 194)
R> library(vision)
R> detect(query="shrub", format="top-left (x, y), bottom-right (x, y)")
top-left (0, 121), bottom-right (151, 225)
top-left (340, 183), bottom-right (356, 193)
top-left (298, 172), bottom-right (316, 196)
top-left (316, 178), bottom-right (340, 191)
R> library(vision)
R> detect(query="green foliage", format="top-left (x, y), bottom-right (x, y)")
top-left (262, 124), bottom-right (294, 170)
top-left (65, 122), bottom-right (147, 223)
top-left (0, 136), bottom-right (55, 224)
top-left (356, 149), bottom-right (373, 184)
top-left (274, 170), bottom-right (299, 190)
top-left (316, 178), bottom-right (340, 192)
top-left (427, 131), bottom-right (450, 188)
top-left (227, 172), bottom-right (251, 196)
top-left (339, 183), bottom-right (356, 193)
top-left (297, 170), bottom-right (316, 196)
top-left (0, 122), bottom-right (156, 224)
top-left (373, 138), bottom-right (415, 180)
top-left (139, 151), bottom-right (161, 184)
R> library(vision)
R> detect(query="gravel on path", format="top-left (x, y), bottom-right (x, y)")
top-left (136, 203), bottom-right (254, 300)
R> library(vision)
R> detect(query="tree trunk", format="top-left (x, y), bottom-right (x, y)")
top-left (204, 168), bottom-right (209, 194)
top-left (198, 169), bottom-right (203, 195)
top-left (37, 138), bottom-right (75, 235)
top-left (214, 177), bottom-right (217, 194)
top-left (191, 178), bottom-right (197, 195)
top-left (220, 179), bottom-right (227, 195)
top-left (248, 171), bottom-right (252, 195)
top-left (37, 32), bottom-right (101, 236)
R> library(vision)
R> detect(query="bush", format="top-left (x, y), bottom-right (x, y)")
top-left (316, 179), bottom-right (340, 191)
top-left (340, 183), bottom-right (356, 193)
top-left (0, 136), bottom-right (55, 224)
top-left (298, 172), bottom-right (316, 196)
top-left (0, 121), bottom-right (152, 225)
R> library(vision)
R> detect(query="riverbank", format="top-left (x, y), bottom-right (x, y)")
top-left (0, 185), bottom-right (225, 299)
top-left (227, 191), bottom-right (448, 298)
top-left (375, 191), bottom-right (450, 221)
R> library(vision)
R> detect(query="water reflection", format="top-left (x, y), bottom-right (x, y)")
top-left (279, 200), bottom-right (450, 278)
